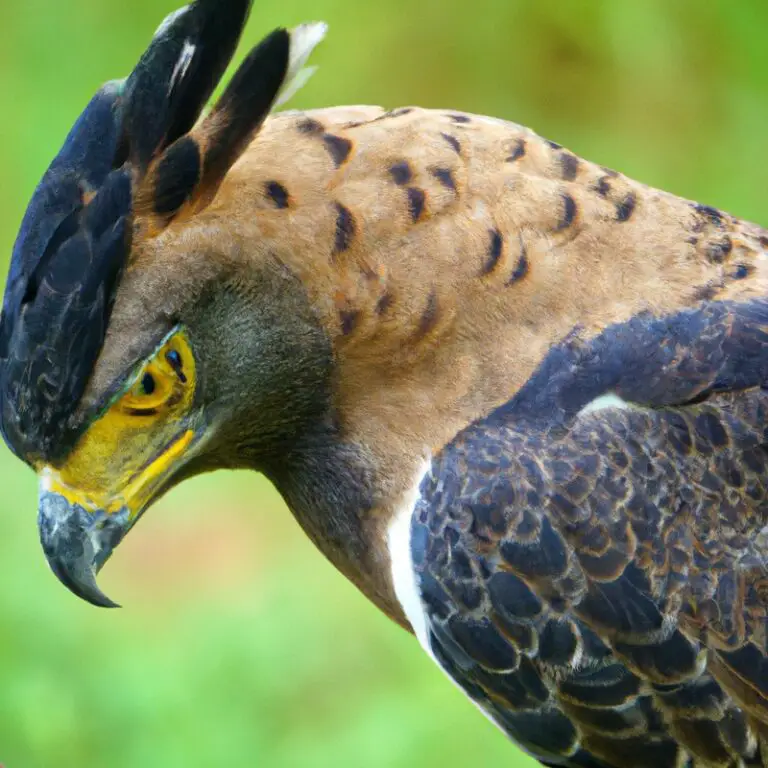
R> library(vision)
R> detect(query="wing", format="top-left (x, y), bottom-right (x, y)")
top-left (412, 298), bottom-right (768, 767)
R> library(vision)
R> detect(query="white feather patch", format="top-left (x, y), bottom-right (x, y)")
top-left (388, 459), bottom-right (432, 646)
top-left (274, 22), bottom-right (328, 109)
top-left (387, 460), bottom-right (522, 739)
top-left (578, 392), bottom-right (632, 416)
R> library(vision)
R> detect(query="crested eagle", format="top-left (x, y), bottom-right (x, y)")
top-left (3, 2), bottom-right (768, 766)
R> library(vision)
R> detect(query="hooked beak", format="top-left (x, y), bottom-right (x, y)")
top-left (36, 429), bottom-right (198, 608)
top-left (37, 490), bottom-right (130, 608)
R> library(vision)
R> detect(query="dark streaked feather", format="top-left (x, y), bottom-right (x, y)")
top-left (188, 28), bottom-right (291, 212)
top-left (150, 136), bottom-right (202, 216)
top-left (121, 0), bottom-right (253, 172)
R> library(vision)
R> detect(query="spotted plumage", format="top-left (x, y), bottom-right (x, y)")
top-left (3, 2), bottom-right (768, 766)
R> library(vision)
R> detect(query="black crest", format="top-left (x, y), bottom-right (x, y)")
top-left (0, 0), bottom-right (293, 463)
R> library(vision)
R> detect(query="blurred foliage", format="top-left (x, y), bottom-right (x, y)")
top-left (0, 1), bottom-right (767, 766)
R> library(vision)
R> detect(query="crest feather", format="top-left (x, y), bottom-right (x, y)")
top-left (0, 0), bottom-right (326, 462)
top-left (139, 21), bottom-right (327, 222)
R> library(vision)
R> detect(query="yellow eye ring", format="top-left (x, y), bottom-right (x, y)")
top-left (118, 331), bottom-right (194, 415)
top-left (121, 363), bottom-right (173, 413)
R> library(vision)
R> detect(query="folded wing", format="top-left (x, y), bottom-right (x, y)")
top-left (413, 298), bottom-right (768, 767)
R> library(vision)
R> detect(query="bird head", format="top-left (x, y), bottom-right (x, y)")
top-left (0, 0), bottom-right (330, 607)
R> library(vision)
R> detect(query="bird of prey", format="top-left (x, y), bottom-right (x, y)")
top-left (3, 2), bottom-right (768, 766)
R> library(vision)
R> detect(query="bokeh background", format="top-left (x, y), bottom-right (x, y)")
top-left (1, 1), bottom-right (767, 766)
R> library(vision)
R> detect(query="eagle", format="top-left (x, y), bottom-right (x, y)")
top-left (3, 2), bottom-right (768, 766)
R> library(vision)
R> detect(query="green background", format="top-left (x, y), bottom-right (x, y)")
top-left (1, 1), bottom-right (767, 766)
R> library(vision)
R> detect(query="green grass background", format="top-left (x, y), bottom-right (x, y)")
top-left (1, 1), bottom-right (767, 766)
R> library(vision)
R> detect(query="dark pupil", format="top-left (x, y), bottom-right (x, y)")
top-left (141, 373), bottom-right (156, 396)
top-left (166, 349), bottom-right (187, 383)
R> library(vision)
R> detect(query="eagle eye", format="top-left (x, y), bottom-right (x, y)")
top-left (118, 330), bottom-right (194, 416)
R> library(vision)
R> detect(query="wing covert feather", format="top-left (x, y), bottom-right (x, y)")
top-left (413, 298), bottom-right (768, 767)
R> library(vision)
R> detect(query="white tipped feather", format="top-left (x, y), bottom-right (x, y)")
top-left (274, 22), bottom-right (328, 109)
